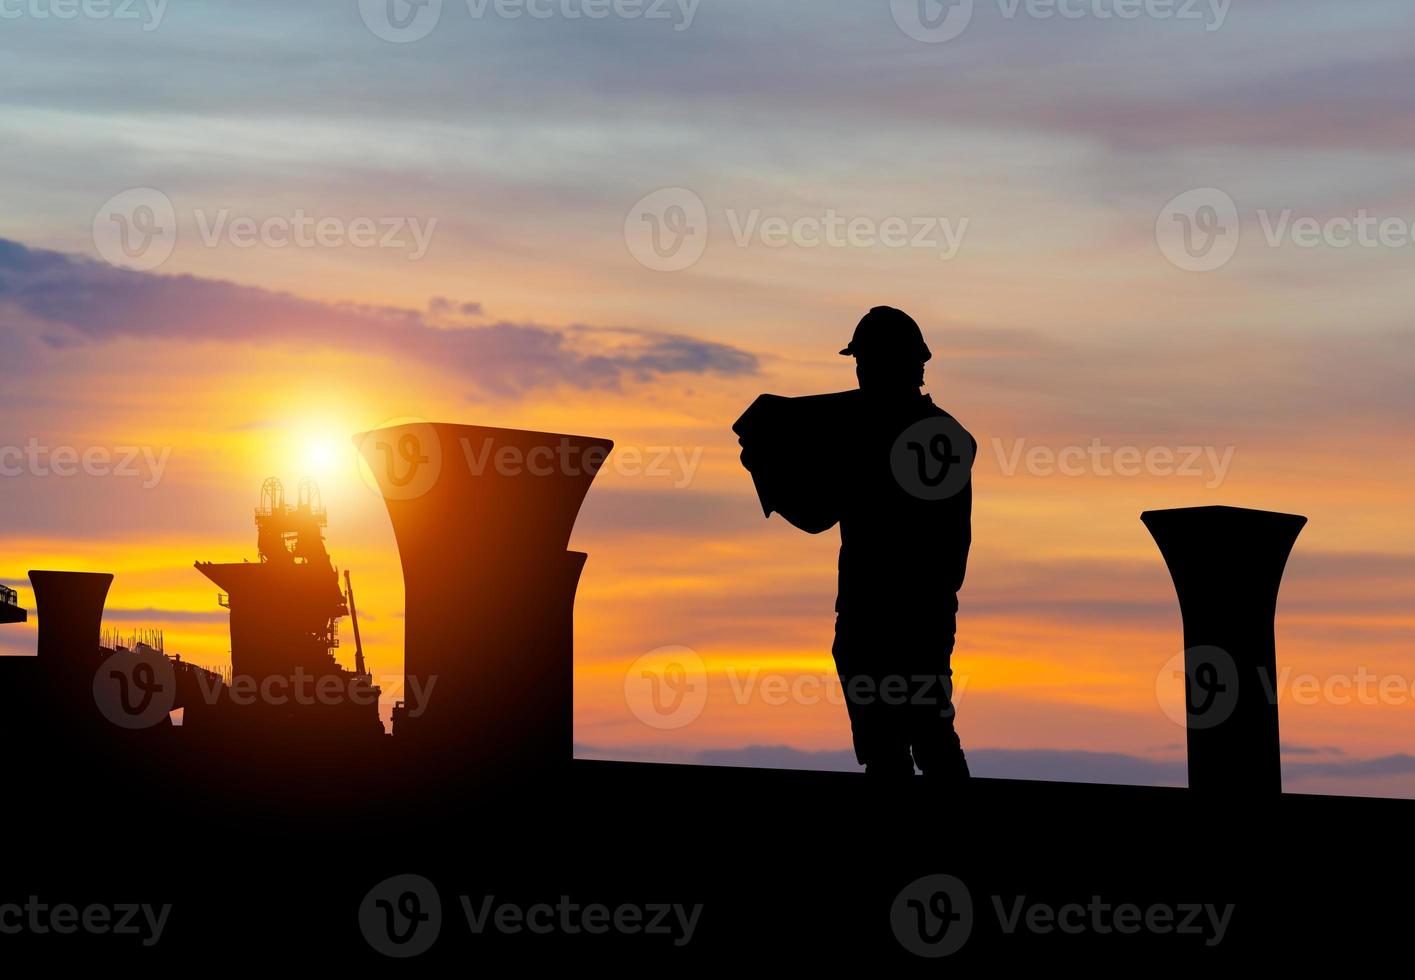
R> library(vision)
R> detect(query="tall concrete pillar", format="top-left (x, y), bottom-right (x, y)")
top-left (356, 422), bottom-right (612, 778)
top-left (1141, 506), bottom-right (1306, 795)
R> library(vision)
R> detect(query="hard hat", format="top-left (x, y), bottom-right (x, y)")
top-left (839, 306), bottom-right (932, 362)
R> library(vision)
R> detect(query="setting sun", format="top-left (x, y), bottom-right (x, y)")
top-left (303, 437), bottom-right (339, 476)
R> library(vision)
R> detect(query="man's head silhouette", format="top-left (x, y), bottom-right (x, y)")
top-left (841, 306), bottom-right (932, 393)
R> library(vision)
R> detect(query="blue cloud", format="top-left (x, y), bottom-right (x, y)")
top-left (0, 238), bottom-right (757, 397)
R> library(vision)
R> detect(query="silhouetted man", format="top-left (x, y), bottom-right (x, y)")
top-left (734, 307), bottom-right (974, 778)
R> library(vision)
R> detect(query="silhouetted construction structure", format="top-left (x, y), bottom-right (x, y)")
top-left (1144, 505), bottom-right (1306, 795)
top-left (0, 571), bottom-right (229, 739)
top-left (3, 430), bottom-right (611, 778)
top-left (13, 570), bottom-right (117, 739)
top-left (0, 582), bottom-right (24, 624)
top-left (195, 477), bottom-right (382, 740)
top-left (356, 422), bottom-right (613, 776)
top-left (6, 423), bottom-right (1414, 963)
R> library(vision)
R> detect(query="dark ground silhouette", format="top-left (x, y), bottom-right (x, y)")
top-left (0, 411), bottom-right (1409, 965)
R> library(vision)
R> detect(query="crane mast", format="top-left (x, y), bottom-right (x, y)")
top-left (344, 569), bottom-right (368, 677)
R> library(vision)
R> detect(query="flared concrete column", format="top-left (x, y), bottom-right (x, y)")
top-left (356, 422), bottom-right (612, 777)
top-left (28, 570), bottom-right (114, 732)
top-left (1141, 506), bottom-right (1306, 794)
top-left (29, 570), bottom-right (113, 675)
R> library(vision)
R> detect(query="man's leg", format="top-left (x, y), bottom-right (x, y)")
top-left (833, 615), bottom-right (913, 774)
top-left (906, 640), bottom-right (969, 779)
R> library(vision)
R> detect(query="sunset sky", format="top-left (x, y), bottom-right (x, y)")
top-left (3, 0), bottom-right (1415, 797)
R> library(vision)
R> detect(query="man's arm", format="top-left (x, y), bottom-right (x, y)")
top-left (734, 393), bottom-right (845, 534)
top-left (948, 478), bottom-right (973, 595)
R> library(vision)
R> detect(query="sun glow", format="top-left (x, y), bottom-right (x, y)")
top-left (303, 437), bottom-right (339, 475)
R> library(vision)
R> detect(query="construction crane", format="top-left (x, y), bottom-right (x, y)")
top-left (344, 569), bottom-right (368, 677)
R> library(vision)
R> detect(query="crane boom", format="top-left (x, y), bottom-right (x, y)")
top-left (344, 569), bottom-right (368, 677)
